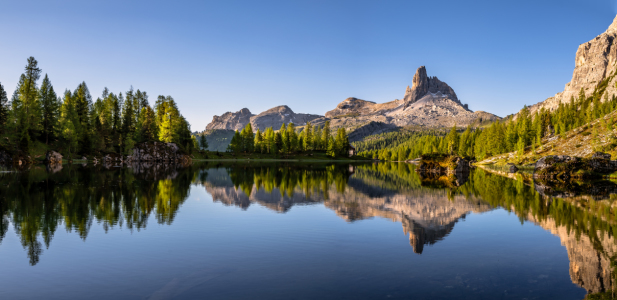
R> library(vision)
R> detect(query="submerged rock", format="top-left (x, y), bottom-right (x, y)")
top-left (507, 163), bottom-right (518, 173)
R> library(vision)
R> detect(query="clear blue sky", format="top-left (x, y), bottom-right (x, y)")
top-left (1, 0), bottom-right (616, 131)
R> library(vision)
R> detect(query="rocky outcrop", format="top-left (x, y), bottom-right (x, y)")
top-left (525, 15), bottom-right (617, 116)
top-left (44, 150), bottom-right (63, 164)
top-left (403, 66), bottom-right (459, 105)
top-left (325, 97), bottom-right (378, 118)
top-left (318, 66), bottom-right (500, 131)
top-left (205, 105), bottom-right (322, 133)
top-left (205, 108), bottom-right (254, 131)
top-left (534, 153), bottom-right (617, 178)
top-left (250, 105), bottom-right (321, 131)
top-left (131, 142), bottom-right (192, 164)
top-left (417, 154), bottom-right (470, 175)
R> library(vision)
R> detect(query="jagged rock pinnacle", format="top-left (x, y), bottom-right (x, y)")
top-left (403, 66), bottom-right (459, 106)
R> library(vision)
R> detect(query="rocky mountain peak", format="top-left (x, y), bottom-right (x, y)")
top-left (608, 15), bottom-right (617, 33)
top-left (403, 66), bottom-right (459, 106)
top-left (206, 108), bottom-right (255, 131)
top-left (525, 14), bottom-right (617, 116)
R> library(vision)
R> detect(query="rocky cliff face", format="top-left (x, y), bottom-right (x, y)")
top-left (526, 15), bottom-right (617, 116)
top-left (204, 66), bottom-right (500, 145)
top-left (403, 66), bottom-right (459, 105)
top-left (250, 105), bottom-right (322, 131)
top-left (205, 106), bottom-right (322, 132)
top-left (205, 108), bottom-right (254, 131)
top-left (317, 66), bottom-right (500, 138)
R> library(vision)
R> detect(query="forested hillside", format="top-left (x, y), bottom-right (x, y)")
top-left (358, 71), bottom-right (617, 162)
top-left (0, 57), bottom-right (197, 159)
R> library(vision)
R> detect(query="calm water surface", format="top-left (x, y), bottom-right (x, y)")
top-left (0, 162), bottom-right (614, 299)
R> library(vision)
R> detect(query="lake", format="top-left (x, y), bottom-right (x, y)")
top-left (0, 161), bottom-right (614, 299)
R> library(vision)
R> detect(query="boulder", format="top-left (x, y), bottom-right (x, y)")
top-left (417, 154), bottom-right (469, 175)
top-left (507, 163), bottom-right (518, 173)
top-left (45, 150), bottom-right (63, 164)
top-left (534, 155), bottom-right (617, 178)
top-left (131, 142), bottom-right (192, 164)
top-left (592, 152), bottom-right (611, 160)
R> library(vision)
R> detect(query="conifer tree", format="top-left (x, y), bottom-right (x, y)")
top-left (274, 131), bottom-right (282, 154)
top-left (241, 123), bottom-right (254, 152)
top-left (322, 121), bottom-right (331, 151)
top-left (280, 123), bottom-right (289, 154)
top-left (39, 75), bottom-right (59, 144)
top-left (0, 82), bottom-right (8, 133)
top-left (254, 129), bottom-right (263, 153)
top-left (199, 133), bottom-right (208, 150)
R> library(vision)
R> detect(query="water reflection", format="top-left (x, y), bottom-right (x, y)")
top-left (0, 163), bottom-right (194, 265)
top-left (2, 161), bottom-right (617, 298)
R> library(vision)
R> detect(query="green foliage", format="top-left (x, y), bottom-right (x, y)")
top-left (225, 122), bottom-right (351, 158)
top-left (358, 71), bottom-right (617, 163)
top-left (1, 56), bottom-right (195, 157)
top-left (0, 82), bottom-right (8, 132)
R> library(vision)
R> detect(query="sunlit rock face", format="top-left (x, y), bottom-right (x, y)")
top-left (250, 105), bottom-right (322, 131)
top-left (206, 108), bottom-right (255, 131)
top-left (403, 66), bottom-right (459, 105)
top-left (205, 106), bottom-right (322, 133)
top-left (526, 15), bottom-right (617, 116)
top-left (314, 66), bottom-right (501, 140)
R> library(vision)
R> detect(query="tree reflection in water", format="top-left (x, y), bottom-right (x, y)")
top-left (2, 161), bottom-right (617, 298)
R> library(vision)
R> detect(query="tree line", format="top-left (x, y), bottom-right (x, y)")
top-left (358, 75), bottom-right (617, 161)
top-left (0, 57), bottom-right (196, 158)
top-left (226, 120), bottom-right (351, 157)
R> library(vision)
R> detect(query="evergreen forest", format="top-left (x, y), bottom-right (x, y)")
top-left (0, 57), bottom-right (197, 159)
top-left (226, 120), bottom-right (352, 158)
top-left (357, 73), bottom-right (617, 162)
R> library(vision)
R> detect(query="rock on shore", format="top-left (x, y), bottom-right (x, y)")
top-left (534, 152), bottom-right (617, 179)
top-left (417, 154), bottom-right (470, 175)
top-left (131, 142), bottom-right (192, 164)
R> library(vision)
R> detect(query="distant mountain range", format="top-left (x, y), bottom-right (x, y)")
top-left (203, 66), bottom-right (501, 150)
top-left (204, 14), bottom-right (617, 152)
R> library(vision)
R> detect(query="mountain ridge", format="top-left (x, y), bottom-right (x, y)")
top-left (204, 66), bottom-right (500, 138)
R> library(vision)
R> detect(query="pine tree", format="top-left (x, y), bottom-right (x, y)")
top-left (322, 121), bottom-right (331, 151)
top-left (39, 74), bottom-right (59, 144)
top-left (16, 57), bottom-right (43, 147)
top-left (0, 82), bottom-right (8, 133)
top-left (199, 133), bottom-right (208, 150)
top-left (445, 125), bottom-right (459, 154)
top-left (274, 131), bottom-right (282, 154)
top-left (287, 123), bottom-right (297, 152)
top-left (254, 129), bottom-right (263, 153)
top-left (241, 123), bottom-right (254, 152)
top-left (280, 123), bottom-right (289, 154)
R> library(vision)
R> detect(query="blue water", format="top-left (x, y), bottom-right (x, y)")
top-left (0, 163), bottom-right (591, 299)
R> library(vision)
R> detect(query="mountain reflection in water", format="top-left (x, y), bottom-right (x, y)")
top-left (1, 161), bottom-right (617, 298)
